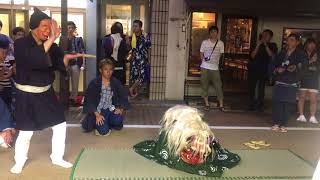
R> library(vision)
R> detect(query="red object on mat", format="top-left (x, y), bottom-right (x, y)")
top-left (180, 149), bottom-right (204, 165)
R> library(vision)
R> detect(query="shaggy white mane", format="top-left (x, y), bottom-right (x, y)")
top-left (160, 105), bottom-right (214, 159)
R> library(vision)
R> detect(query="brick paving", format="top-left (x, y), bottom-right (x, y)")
top-left (66, 96), bottom-right (320, 128)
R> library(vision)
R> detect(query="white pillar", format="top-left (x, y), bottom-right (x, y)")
top-left (165, 0), bottom-right (187, 100)
top-left (85, 0), bottom-right (97, 86)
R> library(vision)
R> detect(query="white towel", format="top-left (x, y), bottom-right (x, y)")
top-left (111, 33), bottom-right (123, 61)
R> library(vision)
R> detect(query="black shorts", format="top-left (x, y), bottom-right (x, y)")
top-left (300, 75), bottom-right (319, 92)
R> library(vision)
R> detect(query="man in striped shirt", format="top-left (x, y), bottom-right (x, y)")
top-left (0, 34), bottom-right (13, 108)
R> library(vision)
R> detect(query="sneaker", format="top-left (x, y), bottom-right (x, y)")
top-left (271, 125), bottom-right (280, 131)
top-left (280, 127), bottom-right (288, 133)
top-left (310, 116), bottom-right (319, 124)
top-left (94, 129), bottom-right (112, 136)
top-left (297, 115), bottom-right (307, 122)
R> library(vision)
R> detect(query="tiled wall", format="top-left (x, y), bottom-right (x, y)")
top-left (149, 0), bottom-right (169, 100)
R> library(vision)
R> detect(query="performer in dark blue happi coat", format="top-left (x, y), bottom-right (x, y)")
top-left (270, 33), bottom-right (307, 132)
top-left (10, 8), bottom-right (86, 174)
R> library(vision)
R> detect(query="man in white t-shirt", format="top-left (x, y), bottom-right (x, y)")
top-left (200, 26), bottom-right (225, 111)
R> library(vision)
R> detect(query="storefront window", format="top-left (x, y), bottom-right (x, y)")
top-left (188, 12), bottom-right (216, 76)
top-left (13, 0), bottom-right (24, 5)
top-left (140, 5), bottom-right (145, 30)
top-left (52, 13), bottom-right (84, 39)
top-left (0, 0), bottom-right (10, 4)
top-left (51, 12), bottom-right (85, 92)
top-left (29, 0), bottom-right (60, 7)
top-left (0, 13), bottom-right (10, 36)
top-left (106, 4), bottom-right (131, 35)
top-left (15, 12), bottom-right (25, 28)
top-left (2, 0), bottom-right (86, 7)
top-left (224, 18), bottom-right (253, 55)
top-left (68, 0), bottom-right (86, 9)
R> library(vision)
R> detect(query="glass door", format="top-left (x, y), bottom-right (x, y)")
top-left (0, 10), bottom-right (11, 36)
top-left (15, 11), bottom-right (26, 28)
top-left (188, 12), bottom-right (216, 77)
top-left (51, 12), bottom-right (86, 93)
top-left (106, 4), bottom-right (132, 36)
top-left (221, 15), bottom-right (257, 93)
top-left (104, 1), bottom-right (148, 86)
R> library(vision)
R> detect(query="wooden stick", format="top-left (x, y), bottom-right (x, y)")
top-left (82, 54), bottom-right (96, 58)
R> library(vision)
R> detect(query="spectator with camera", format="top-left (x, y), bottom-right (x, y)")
top-left (199, 26), bottom-right (225, 111)
top-left (248, 29), bottom-right (278, 111)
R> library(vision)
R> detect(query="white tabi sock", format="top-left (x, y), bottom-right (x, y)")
top-left (10, 131), bottom-right (34, 174)
top-left (51, 159), bottom-right (73, 168)
top-left (50, 122), bottom-right (73, 168)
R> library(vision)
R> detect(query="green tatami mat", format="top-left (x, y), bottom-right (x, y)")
top-left (70, 149), bottom-right (314, 180)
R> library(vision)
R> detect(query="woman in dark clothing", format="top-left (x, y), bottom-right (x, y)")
top-left (82, 59), bottom-right (129, 136)
top-left (297, 38), bottom-right (319, 124)
top-left (102, 22), bottom-right (129, 85)
top-left (11, 8), bottom-right (85, 174)
top-left (270, 34), bottom-right (307, 132)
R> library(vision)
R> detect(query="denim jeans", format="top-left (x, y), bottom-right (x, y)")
top-left (82, 109), bottom-right (124, 135)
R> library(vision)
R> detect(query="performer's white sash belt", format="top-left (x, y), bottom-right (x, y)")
top-left (15, 83), bottom-right (51, 93)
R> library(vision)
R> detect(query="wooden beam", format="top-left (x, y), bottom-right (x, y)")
top-left (185, 0), bottom-right (320, 17)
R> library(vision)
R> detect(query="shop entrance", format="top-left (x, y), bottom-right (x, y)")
top-left (185, 13), bottom-right (258, 98)
top-left (220, 15), bottom-right (258, 93)
top-left (100, 0), bottom-right (151, 98)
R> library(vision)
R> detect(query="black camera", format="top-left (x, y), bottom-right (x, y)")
top-left (204, 57), bottom-right (210, 61)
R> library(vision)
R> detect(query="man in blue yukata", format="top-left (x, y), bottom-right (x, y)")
top-left (82, 59), bottom-right (129, 136)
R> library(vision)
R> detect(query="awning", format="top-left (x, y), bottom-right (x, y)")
top-left (185, 0), bottom-right (320, 17)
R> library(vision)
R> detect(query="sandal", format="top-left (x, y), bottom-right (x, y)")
top-left (271, 125), bottom-right (280, 131)
top-left (243, 142), bottom-right (261, 150)
top-left (219, 106), bottom-right (227, 112)
top-left (250, 141), bottom-right (271, 147)
top-left (280, 127), bottom-right (288, 133)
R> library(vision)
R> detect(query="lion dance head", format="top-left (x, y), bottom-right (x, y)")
top-left (160, 105), bottom-right (214, 165)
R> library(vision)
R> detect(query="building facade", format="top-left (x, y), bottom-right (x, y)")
top-left (1, 0), bottom-right (320, 101)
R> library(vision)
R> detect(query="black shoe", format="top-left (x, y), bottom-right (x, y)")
top-left (256, 103), bottom-right (264, 112)
top-left (257, 106), bottom-right (264, 112)
top-left (248, 105), bottom-right (256, 111)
